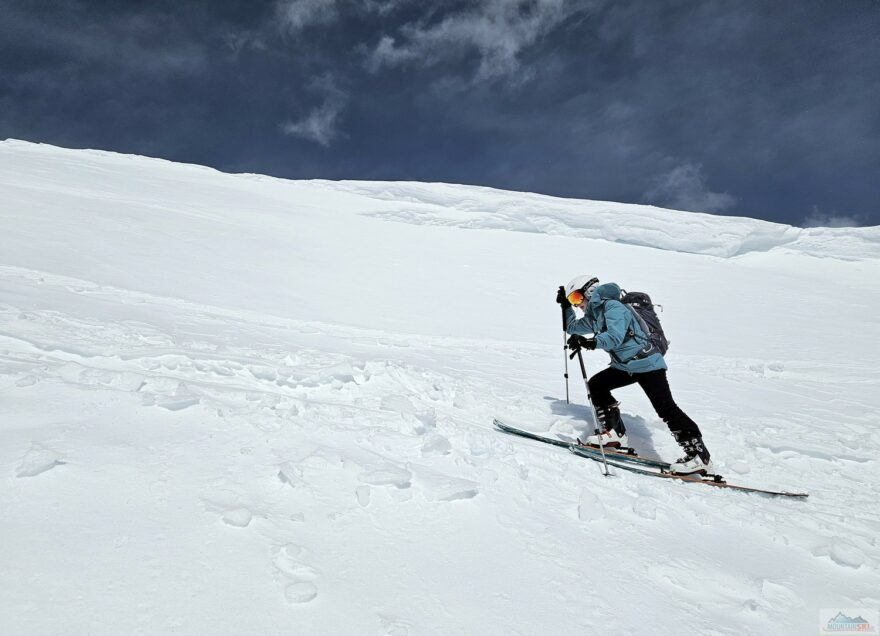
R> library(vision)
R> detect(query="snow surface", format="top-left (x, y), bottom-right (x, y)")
top-left (1, 139), bottom-right (878, 635)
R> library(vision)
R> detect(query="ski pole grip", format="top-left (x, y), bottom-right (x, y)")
top-left (559, 286), bottom-right (568, 329)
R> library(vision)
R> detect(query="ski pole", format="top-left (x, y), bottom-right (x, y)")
top-left (561, 295), bottom-right (570, 404)
top-left (575, 347), bottom-right (609, 476)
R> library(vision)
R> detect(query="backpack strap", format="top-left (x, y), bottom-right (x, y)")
top-left (598, 298), bottom-right (650, 363)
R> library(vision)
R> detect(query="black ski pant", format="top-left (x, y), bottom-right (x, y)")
top-left (587, 367), bottom-right (702, 440)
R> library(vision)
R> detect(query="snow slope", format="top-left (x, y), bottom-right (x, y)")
top-left (1, 139), bottom-right (878, 635)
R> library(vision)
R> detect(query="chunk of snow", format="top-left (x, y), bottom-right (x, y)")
top-left (380, 394), bottom-right (417, 414)
top-left (221, 508), bottom-right (253, 527)
top-left (16, 443), bottom-right (64, 477)
top-left (421, 433), bottom-right (452, 456)
top-left (829, 538), bottom-right (865, 569)
top-left (418, 475), bottom-right (479, 502)
top-left (358, 465), bottom-right (412, 488)
top-left (278, 462), bottom-right (306, 487)
top-left (413, 408), bottom-right (437, 433)
top-left (155, 395), bottom-right (200, 411)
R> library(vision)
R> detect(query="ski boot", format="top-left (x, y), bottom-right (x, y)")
top-left (582, 403), bottom-right (628, 448)
top-left (670, 434), bottom-right (714, 475)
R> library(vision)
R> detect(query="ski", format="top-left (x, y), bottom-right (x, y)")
top-left (494, 419), bottom-right (670, 469)
top-left (569, 446), bottom-right (809, 498)
top-left (495, 419), bottom-right (809, 498)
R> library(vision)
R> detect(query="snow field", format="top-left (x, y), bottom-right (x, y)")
top-left (0, 272), bottom-right (507, 632)
top-left (1, 140), bottom-right (879, 634)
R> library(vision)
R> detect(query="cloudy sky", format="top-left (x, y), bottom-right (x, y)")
top-left (1, 0), bottom-right (877, 226)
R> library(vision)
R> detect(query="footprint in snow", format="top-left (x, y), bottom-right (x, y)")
top-left (728, 460), bottom-right (751, 474)
top-left (274, 543), bottom-right (319, 605)
top-left (284, 582), bottom-right (317, 604)
top-left (378, 614), bottom-right (412, 635)
top-left (632, 497), bottom-right (657, 520)
top-left (56, 362), bottom-right (144, 391)
top-left (356, 485), bottom-right (371, 507)
top-left (577, 489), bottom-right (605, 522)
top-left (16, 374), bottom-right (39, 387)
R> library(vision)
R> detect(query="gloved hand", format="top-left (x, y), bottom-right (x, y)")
top-left (567, 334), bottom-right (597, 351)
top-left (556, 285), bottom-right (571, 309)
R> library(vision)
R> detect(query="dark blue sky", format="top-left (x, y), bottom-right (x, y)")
top-left (2, 0), bottom-right (878, 226)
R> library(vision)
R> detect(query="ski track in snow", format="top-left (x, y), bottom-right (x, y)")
top-left (1, 141), bottom-right (879, 634)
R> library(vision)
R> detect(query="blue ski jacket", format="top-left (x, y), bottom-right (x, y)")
top-left (564, 282), bottom-right (667, 374)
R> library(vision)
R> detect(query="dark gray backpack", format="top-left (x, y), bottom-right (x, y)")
top-left (620, 290), bottom-right (670, 356)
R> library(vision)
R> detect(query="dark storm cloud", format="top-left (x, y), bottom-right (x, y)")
top-left (0, 0), bottom-right (877, 226)
top-left (1, 2), bottom-right (208, 76)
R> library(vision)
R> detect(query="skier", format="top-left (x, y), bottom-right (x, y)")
top-left (556, 275), bottom-right (713, 475)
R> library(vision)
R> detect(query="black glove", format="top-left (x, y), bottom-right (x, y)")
top-left (556, 285), bottom-right (571, 309)
top-left (567, 334), bottom-right (597, 351)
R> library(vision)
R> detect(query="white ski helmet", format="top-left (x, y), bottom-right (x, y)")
top-left (564, 275), bottom-right (599, 302)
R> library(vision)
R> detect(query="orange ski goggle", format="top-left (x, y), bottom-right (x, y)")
top-left (567, 290), bottom-right (586, 306)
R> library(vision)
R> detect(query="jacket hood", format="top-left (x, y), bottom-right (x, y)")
top-left (589, 282), bottom-right (622, 305)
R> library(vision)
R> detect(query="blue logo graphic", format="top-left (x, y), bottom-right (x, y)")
top-left (823, 611), bottom-right (875, 633)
